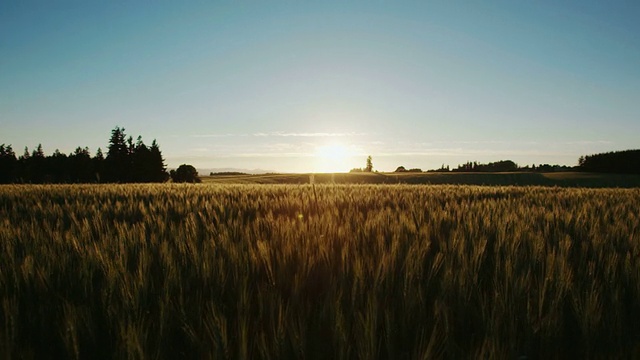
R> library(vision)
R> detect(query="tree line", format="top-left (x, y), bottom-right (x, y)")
top-left (2, 131), bottom-right (637, 182)
top-left (418, 150), bottom-right (639, 174)
top-left (0, 127), bottom-right (168, 183)
top-left (421, 160), bottom-right (573, 173)
top-left (347, 151), bottom-right (639, 175)
top-left (578, 150), bottom-right (640, 174)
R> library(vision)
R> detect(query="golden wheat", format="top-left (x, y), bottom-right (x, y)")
top-left (1, 184), bottom-right (639, 359)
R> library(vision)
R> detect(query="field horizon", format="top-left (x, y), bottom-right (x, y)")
top-left (202, 171), bottom-right (640, 188)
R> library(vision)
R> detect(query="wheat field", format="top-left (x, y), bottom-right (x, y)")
top-left (1, 184), bottom-right (639, 359)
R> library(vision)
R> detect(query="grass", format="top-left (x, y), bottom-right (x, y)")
top-left (1, 183), bottom-right (640, 358)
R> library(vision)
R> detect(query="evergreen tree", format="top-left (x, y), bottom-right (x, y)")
top-left (107, 127), bottom-right (128, 158)
top-left (49, 149), bottom-right (68, 183)
top-left (29, 144), bottom-right (46, 183)
top-left (127, 136), bottom-right (135, 156)
top-left (69, 147), bottom-right (92, 182)
top-left (0, 144), bottom-right (17, 183)
top-left (132, 136), bottom-right (150, 182)
top-left (21, 146), bottom-right (30, 160)
top-left (33, 144), bottom-right (45, 158)
top-left (105, 127), bottom-right (130, 182)
top-left (93, 148), bottom-right (104, 182)
top-left (95, 147), bottom-right (104, 160)
top-left (16, 146), bottom-right (30, 182)
top-left (149, 139), bottom-right (168, 182)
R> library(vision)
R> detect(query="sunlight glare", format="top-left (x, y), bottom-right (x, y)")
top-left (314, 144), bottom-right (353, 173)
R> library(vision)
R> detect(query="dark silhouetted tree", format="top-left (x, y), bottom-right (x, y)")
top-left (170, 164), bottom-right (201, 183)
top-left (105, 127), bottom-right (131, 182)
top-left (148, 140), bottom-right (168, 182)
top-left (17, 146), bottom-right (30, 182)
top-left (365, 155), bottom-right (373, 172)
top-left (127, 136), bottom-right (134, 156)
top-left (103, 128), bottom-right (168, 183)
top-left (132, 136), bottom-right (150, 182)
top-left (21, 146), bottom-right (30, 160)
top-left (69, 147), bottom-right (93, 182)
top-left (48, 149), bottom-right (68, 183)
top-left (0, 144), bottom-right (17, 183)
top-left (93, 148), bottom-right (104, 182)
top-left (29, 144), bottom-right (46, 183)
top-left (129, 136), bottom-right (168, 182)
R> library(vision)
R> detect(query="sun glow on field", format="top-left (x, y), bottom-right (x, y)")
top-left (314, 144), bottom-right (353, 173)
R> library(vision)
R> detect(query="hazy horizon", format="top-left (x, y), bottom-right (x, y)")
top-left (2, 1), bottom-right (639, 173)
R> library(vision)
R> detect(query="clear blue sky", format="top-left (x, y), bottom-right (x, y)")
top-left (2, 1), bottom-right (639, 172)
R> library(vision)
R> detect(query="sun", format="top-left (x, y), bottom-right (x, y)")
top-left (313, 144), bottom-right (353, 173)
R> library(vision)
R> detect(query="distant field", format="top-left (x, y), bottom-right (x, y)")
top-left (203, 171), bottom-right (640, 187)
top-left (1, 184), bottom-right (639, 358)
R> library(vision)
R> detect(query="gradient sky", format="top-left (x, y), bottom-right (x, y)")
top-left (2, 1), bottom-right (639, 172)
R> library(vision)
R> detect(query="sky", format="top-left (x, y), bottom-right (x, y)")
top-left (1, 1), bottom-right (639, 173)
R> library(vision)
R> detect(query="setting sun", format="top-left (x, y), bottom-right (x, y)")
top-left (314, 144), bottom-right (353, 173)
